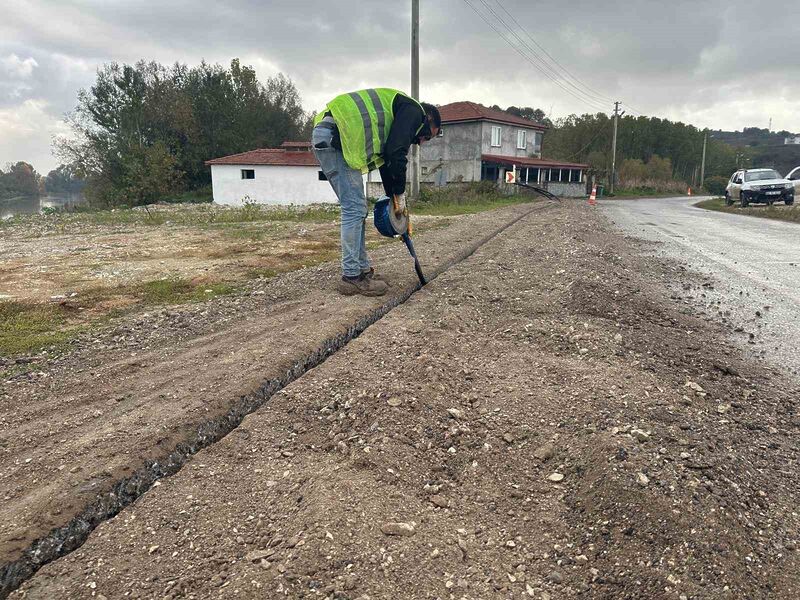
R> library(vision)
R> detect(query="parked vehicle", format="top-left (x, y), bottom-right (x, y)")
top-left (786, 166), bottom-right (800, 197)
top-left (725, 168), bottom-right (794, 207)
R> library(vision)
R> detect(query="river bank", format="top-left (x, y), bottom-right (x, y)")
top-left (0, 192), bottom-right (86, 220)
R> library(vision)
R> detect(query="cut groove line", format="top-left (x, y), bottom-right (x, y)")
top-left (0, 201), bottom-right (548, 598)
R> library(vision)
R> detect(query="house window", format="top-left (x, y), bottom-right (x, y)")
top-left (570, 169), bottom-right (582, 183)
top-left (533, 132), bottom-right (543, 154)
top-left (241, 169), bottom-right (255, 180)
top-left (421, 166), bottom-right (429, 175)
top-left (517, 130), bottom-right (526, 149)
top-left (528, 168), bottom-right (540, 184)
top-left (548, 169), bottom-right (559, 182)
top-left (318, 170), bottom-right (327, 181)
top-left (491, 126), bottom-right (502, 147)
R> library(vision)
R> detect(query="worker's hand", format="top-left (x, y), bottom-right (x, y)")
top-left (392, 193), bottom-right (406, 216)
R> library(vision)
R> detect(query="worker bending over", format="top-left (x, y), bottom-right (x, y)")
top-left (312, 88), bottom-right (441, 296)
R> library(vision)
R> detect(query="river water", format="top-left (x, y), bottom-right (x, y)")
top-left (0, 192), bottom-right (86, 220)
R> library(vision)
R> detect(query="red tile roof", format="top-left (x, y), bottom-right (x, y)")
top-left (482, 154), bottom-right (588, 169)
top-left (280, 141), bottom-right (313, 149)
top-left (205, 148), bottom-right (318, 167)
top-left (439, 102), bottom-right (548, 130)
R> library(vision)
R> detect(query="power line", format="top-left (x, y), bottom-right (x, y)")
top-left (621, 102), bottom-right (646, 117)
top-left (460, 0), bottom-right (609, 112)
top-left (480, 0), bottom-right (649, 118)
top-left (491, 0), bottom-right (616, 104)
top-left (474, 0), bottom-right (609, 111)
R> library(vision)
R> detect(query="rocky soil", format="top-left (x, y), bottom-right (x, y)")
top-left (10, 201), bottom-right (800, 599)
top-left (0, 203), bottom-right (534, 573)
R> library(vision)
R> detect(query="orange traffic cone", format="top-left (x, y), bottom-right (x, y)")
top-left (687, 187), bottom-right (692, 196)
top-left (588, 185), bottom-right (597, 206)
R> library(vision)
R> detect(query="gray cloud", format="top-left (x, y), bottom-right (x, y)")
top-left (1, 0), bottom-right (798, 172)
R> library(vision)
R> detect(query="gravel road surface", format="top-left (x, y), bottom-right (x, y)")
top-left (601, 196), bottom-right (800, 378)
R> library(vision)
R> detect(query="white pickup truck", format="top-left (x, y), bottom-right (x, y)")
top-left (725, 168), bottom-right (795, 207)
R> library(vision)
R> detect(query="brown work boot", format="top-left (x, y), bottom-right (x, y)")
top-left (337, 274), bottom-right (388, 297)
top-left (362, 267), bottom-right (390, 284)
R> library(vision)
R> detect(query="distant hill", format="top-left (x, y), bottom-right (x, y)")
top-left (710, 128), bottom-right (800, 176)
top-left (747, 145), bottom-right (800, 176)
top-left (711, 127), bottom-right (797, 148)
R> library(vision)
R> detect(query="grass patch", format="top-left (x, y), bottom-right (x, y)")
top-left (695, 197), bottom-right (800, 224)
top-left (0, 301), bottom-right (79, 356)
top-left (160, 186), bottom-right (213, 204)
top-left (414, 196), bottom-right (528, 216)
top-left (609, 187), bottom-right (688, 198)
top-left (134, 279), bottom-right (236, 305)
top-left (0, 279), bottom-right (236, 358)
top-left (412, 181), bottom-right (531, 216)
top-left (3, 202), bottom-right (342, 234)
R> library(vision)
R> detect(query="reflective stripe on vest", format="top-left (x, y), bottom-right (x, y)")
top-left (365, 88), bottom-right (386, 149)
top-left (347, 92), bottom-right (375, 164)
top-left (314, 88), bottom-right (424, 173)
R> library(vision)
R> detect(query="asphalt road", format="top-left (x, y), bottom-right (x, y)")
top-left (601, 196), bottom-right (800, 378)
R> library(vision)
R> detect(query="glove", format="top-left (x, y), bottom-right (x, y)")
top-left (392, 193), bottom-right (406, 216)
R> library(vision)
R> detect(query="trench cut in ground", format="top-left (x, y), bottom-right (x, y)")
top-left (0, 202), bottom-right (548, 598)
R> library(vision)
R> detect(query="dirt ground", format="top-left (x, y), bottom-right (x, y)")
top-left (0, 204), bottom-right (432, 313)
top-left (6, 200), bottom-right (800, 599)
top-left (0, 203), bottom-right (532, 578)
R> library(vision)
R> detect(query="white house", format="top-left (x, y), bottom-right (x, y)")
top-left (205, 142), bottom-right (338, 206)
top-left (785, 136), bottom-right (800, 145)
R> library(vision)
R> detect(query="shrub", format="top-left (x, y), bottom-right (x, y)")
top-left (703, 176), bottom-right (728, 196)
top-left (418, 181), bottom-right (499, 205)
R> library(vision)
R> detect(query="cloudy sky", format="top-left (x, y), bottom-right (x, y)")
top-left (1, 0), bottom-right (798, 173)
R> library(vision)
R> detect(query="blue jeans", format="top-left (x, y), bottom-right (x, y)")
top-left (312, 124), bottom-right (371, 278)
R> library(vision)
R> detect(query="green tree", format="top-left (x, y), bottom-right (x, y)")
top-left (0, 162), bottom-right (41, 198)
top-left (45, 164), bottom-right (85, 193)
top-left (540, 111), bottom-right (741, 185)
top-left (119, 142), bottom-right (183, 205)
top-left (56, 59), bottom-right (311, 207)
top-left (619, 158), bottom-right (646, 181)
top-left (504, 105), bottom-right (551, 126)
top-left (703, 176), bottom-right (728, 195)
top-left (645, 155), bottom-right (673, 180)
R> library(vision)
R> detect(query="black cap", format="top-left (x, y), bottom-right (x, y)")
top-left (421, 102), bottom-right (441, 129)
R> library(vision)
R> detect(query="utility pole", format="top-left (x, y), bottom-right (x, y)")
top-left (609, 101), bottom-right (621, 195)
top-left (410, 0), bottom-right (420, 201)
top-left (700, 132), bottom-right (707, 187)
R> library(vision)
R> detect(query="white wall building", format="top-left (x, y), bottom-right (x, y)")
top-left (785, 136), bottom-right (800, 145)
top-left (206, 142), bottom-right (339, 206)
